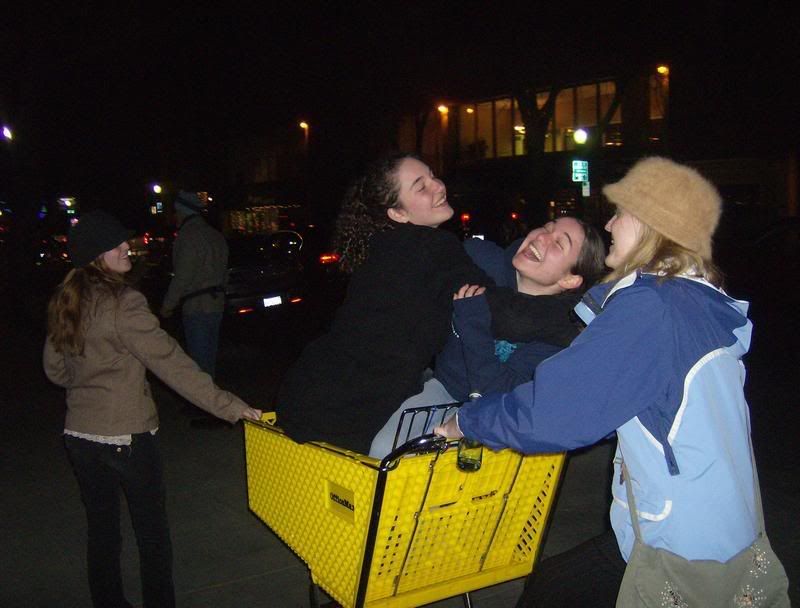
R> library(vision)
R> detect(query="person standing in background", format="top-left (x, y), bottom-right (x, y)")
top-left (160, 191), bottom-right (229, 426)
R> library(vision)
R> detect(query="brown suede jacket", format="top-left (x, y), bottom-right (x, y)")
top-left (44, 286), bottom-right (249, 436)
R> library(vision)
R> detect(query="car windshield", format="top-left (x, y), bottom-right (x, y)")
top-left (227, 232), bottom-right (302, 267)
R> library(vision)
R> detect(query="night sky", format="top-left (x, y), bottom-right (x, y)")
top-left (2, 2), bottom-right (797, 221)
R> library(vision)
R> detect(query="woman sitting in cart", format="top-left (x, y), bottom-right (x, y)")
top-left (276, 152), bottom-right (489, 454)
top-left (368, 215), bottom-right (606, 457)
top-left (435, 157), bottom-right (789, 607)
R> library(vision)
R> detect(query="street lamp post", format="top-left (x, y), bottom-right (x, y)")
top-left (299, 121), bottom-right (309, 154)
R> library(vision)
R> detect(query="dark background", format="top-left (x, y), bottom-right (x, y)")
top-left (2, 2), bottom-right (797, 227)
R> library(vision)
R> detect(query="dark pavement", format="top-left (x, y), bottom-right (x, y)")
top-left (1, 267), bottom-right (797, 607)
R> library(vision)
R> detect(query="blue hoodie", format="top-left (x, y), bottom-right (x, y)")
top-left (433, 237), bottom-right (578, 401)
top-left (457, 272), bottom-right (758, 562)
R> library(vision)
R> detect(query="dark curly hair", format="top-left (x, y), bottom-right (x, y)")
top-left (333, 152), bottom-right (418, 273)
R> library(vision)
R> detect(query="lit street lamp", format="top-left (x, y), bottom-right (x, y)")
top-left (2, 125), bottom-right (13, 141)
top-left (299, 121), bottom-right (309, 152)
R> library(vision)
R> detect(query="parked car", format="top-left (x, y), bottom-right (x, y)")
top-left (224, 230), bottom-right (307, 317)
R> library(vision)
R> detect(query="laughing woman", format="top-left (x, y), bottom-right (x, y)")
top-left (435, 157), bottom-right (789, 607)
top-left (44, 211), bottom-right (261, 608)
top-left (276, 153), bottom-right (489, 454)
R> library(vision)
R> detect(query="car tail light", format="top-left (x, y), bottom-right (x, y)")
top-left (319, 252), bottom-right (340, 265)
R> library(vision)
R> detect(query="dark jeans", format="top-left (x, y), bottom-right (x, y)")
top-left (515, 529), bottom-right (627, 608)
top-left (183, 311), bottom-right (223, 378)
top-left (65, 433), bottom-right (175, 608)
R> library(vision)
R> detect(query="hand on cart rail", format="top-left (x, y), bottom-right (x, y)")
top-left (434, 413), bottom-right (464, 440)
top-left (240, 407), bottom-right (263, 421)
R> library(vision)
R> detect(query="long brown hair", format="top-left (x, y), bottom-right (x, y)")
top-left (46, 259), bottom-right (128, 355)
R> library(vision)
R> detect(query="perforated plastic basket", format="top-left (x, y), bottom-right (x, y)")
top-left (245, 416), bottom-right (564, 608)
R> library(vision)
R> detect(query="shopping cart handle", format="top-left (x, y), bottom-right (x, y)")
top-left (379, 433), bottom-right (449, 471)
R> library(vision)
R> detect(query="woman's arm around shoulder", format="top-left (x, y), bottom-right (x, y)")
top-left (455, 283), bottom-right (673, 453)
top-left (421, 229), bottom-right (493, 296)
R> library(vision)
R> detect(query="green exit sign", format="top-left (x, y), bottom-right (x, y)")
top-left (572, 160), bottom-right (589, 182)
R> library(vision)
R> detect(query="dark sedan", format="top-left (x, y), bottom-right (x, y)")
top-left (224, 231), bottom-right (307, 316)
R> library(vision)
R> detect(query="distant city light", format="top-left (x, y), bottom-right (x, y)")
top-left (573, 128), bottom-right (588, 144)
top-left (152, 184), bottom-right (162, 194)
top-left (514, 125), bottom-right (526, 133)
top-left (465, 107), bottom-right (475, 114)
top-left (2, 126), bottom-right (12, 141)
top-left (657, 65), bottom-right (670, 76)
top-left (437, 105), bottom-right (449, 115)
top-left (299, 121), bottom-right (309, 130)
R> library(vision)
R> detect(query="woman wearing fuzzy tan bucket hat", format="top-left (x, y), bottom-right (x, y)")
top-left (43, 210), bottom-right (262, 607)
top-left (436, 157), bottom-right (789, 607)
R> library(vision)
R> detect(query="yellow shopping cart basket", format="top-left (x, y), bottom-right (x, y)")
top-left (245, 408), bottom-right (565, 608)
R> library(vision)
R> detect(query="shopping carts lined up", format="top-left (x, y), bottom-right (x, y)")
top-left (244, 405), bottom-right (565, 608)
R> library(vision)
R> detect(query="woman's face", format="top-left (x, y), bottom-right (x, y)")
top-left (102, 241), bottom-right (132, 274)
top-left (387, 158), bottom-right (453, 228)
top-left (604, 207), bottom-right (643, 269)
top-left (512, 217), bottom-right (586, 295)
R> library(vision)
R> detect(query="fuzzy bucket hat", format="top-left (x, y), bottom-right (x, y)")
top-left (68, 210), bottom-right (133, 268)
top-left (602, 157), bottom-right (721, 259)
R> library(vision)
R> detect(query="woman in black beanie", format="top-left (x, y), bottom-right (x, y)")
top-left (44, 210), bottom-right (261, 608)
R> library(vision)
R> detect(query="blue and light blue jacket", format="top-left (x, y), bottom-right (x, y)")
top-left (434, 237), bottom-right (565, 401)
top-left (458, 271), bottom-right (759, 562)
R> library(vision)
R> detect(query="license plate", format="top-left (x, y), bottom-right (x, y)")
top-left (262, 296), bottom-right (283, 308)
top-left (263, 295), bottom-right (283, 308)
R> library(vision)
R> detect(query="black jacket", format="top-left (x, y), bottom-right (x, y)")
top-left (276, 223), bottom-right (489, 453)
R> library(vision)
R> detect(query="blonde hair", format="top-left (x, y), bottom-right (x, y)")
top-left (46, 258), bottom-right (128, 355)
top-left (604, 216), bottom-right (723, 287)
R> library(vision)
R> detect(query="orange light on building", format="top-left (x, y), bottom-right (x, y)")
top-left (236, 307), bottom-right (255, 315)
top-left (319, 252), bottom-right (341, 265)
top-left (289, 297), bottom-right (303, 304)
top-left (437, 105), bottom-right (449, 115)
top-left (657, 65), bottom-right (669, 76)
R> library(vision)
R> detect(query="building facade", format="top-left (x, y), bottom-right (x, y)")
top-left (395, 62), bottom-right (797, 243)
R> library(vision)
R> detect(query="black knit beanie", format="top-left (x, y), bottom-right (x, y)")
top-left (68, 210), bottom-right (134, 268)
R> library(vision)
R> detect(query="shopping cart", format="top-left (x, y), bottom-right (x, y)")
top-left (244, 405), bottom-right (565, 608)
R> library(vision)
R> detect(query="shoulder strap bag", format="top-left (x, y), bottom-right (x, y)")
top-left (616, 446), bottom-right (789, 608)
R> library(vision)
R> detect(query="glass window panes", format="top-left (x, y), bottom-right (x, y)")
top-left (476, 101), bottom-right (494, 159)
top-left (513, 99), bottom-right (525, 155)
top-left (495, 98), bottom-right (513, 157)
top-left (554, 89), bottom-right (575, 151)
top-left (458, 105), bottom-right (477, 159)
top-left (599, 81), bottom-right (621, 124)
top-left (536, 91), bottom-right (549, 110)
top-left (649, 73), bottom-right (669, 120)
top-left (577, 84), bottom-right (598, 127)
